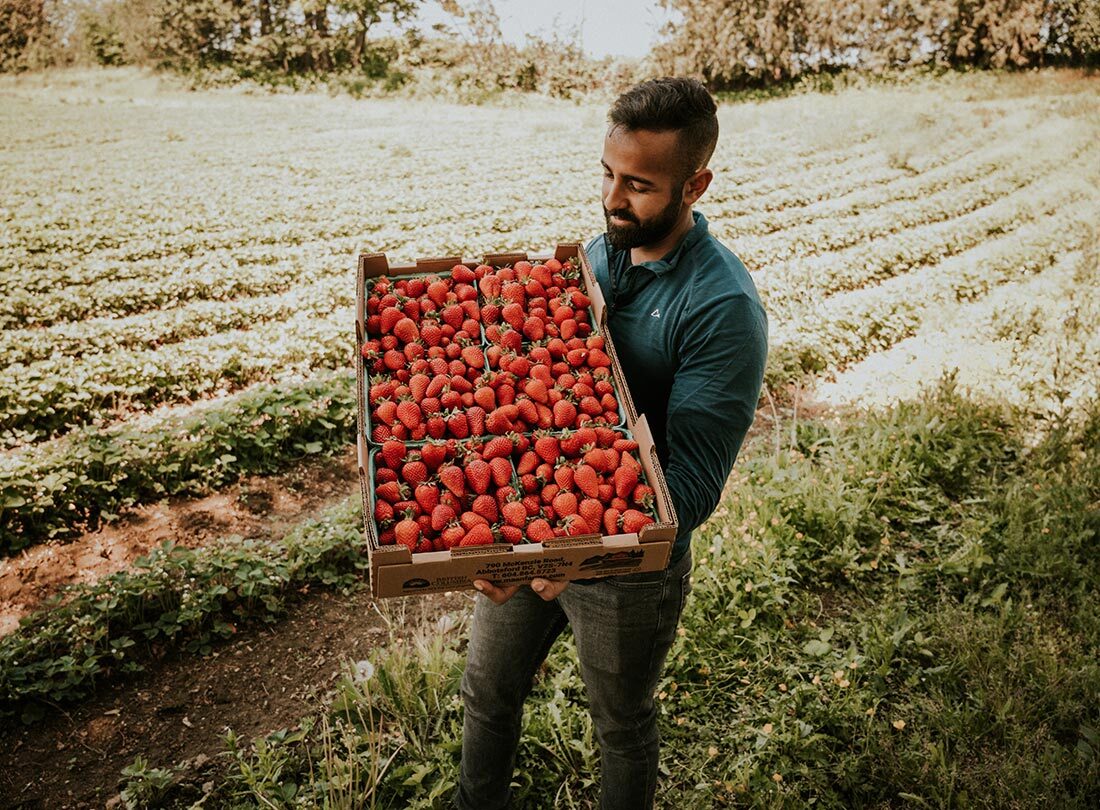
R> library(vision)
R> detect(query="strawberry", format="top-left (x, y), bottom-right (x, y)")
top-left (427, 416), bottom-right (447, 439)
top-left (421, 442), bottom-right (447, 470)
top-left (402, 460), bottom-right (428, 485)
top-left (574, 464), bottom-right (601, 498)
top-left (452, 264), bottom-right (476, 284)
top-left (579, 498), bottom-right (604, 532)
top-left (431, 503), bottom-right (456, 532)
top-left (380, 306), bottom-right (404, 334)
top-left (374, 499), bottom-right (394, 524)
top-left (472, 494), bottom-right (499, 522)
top-left (462, 344), bottom-right (485, 370)
top-left (489, 456), bottom-right (513, 487)
top-left (441, 523), bottom-right (466, 549)
top-left (527, 518), bottom-right (554, 543)
top-left (502, 302), bottom-right (525, 330)
top-left (561, 514), bottom-right (591, 536)
top-left (375, 400), bottom-right (398, 427)
top-left (553, 399), bottom-right (578, 429)
top-left (394, 514), bottom-right (420, 550)
top-left (502, 500), bottom-right (527, 528)
top-left (500, 525), bottom-right (524, 545)
top-left (524, 378), bottom-right (549, 404)
top-left (459, 523), bottom-right (495, 547)
top-left (517, 450), bottom-right (539, 475)
top-left (551, 490), bottom-right (578, 517)
top-left (439, 464), bottom-right (466, 498)
top-left (474, 385), bottom-right (496, 411)
top-left (621, 509), bottom-right (654, 533)
top-left (421, 321), bottom-right (443, 347)
top-left (553, 465), bottom-right (574, 490)
top-left (516, 398), bottom-right (539, 426)
top-left (447, 410), bottom-right (470, 439)
top-left (602, 507), bottom-right (622, 535)
top-left (485, 408), bottom-right (513, 435)
top-left (375, 481), bottom-right (405, 504)
top-left (396, 398), bottom-right (422, 430)
top-left (393, 317), bottom-right (419, 344)
top-left (427, 279), bottom-right (450, 306)
top-left (442, 304), bottom-right (465, 330)
top-left (381, 439), bottom-right (406, 469)
top-left (414, 483), bottom-right (440, 512)
top-left (465, 459), bottom-right (492, 495)
top-left (534, 434), bottom-right (561, 464)
top-left (466, 406), bottom-right (486, 436)
top-left (614, 465), bottom-right (640, 500)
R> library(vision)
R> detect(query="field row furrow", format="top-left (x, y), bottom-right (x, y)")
top-left (0, 248), bottom-right (344, 329)
top-left (737, 137), bottom-right (1095, 268)
top-left (757, 160), bottom-right (1099, 314)
top-left (0, 276), bottom-right (350, 366)
top-left (723, 115), bottom-right (1084, 238)
top-left (0, 371), bottom-right (356, 553)
top-left (766, 197), bottom-right (1100, 384)
top-left (0, 308), bottom-right (353, 446)
top-left (814, 244), bottom-right (1100, 412)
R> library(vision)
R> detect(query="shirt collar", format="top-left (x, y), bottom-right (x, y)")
top-left (607, 210), bottom-right (709, 276)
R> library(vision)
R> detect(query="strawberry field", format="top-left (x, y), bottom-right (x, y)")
top-left (1, 68), bottom-right (1098, 808)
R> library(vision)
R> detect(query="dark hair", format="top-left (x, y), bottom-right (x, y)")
top-left (607, 77), bottom-right (719, 183)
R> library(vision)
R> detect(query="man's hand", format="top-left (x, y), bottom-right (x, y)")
top-left (472, 580), bottom-right (520, 605)
top-left (530, 578), bottom-right (568, 601)
top-left (473, 578), bottom-right (569, 604)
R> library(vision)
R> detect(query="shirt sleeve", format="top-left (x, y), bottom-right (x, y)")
top-left (663, 288), bottom-right (768, 541)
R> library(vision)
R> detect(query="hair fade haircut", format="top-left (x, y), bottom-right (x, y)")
top-left (607, 77), bottom-right (719, 183)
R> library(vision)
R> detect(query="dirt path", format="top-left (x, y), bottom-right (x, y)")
top-left (0, 583), bottom-right (469, 809)
top-left (0, 447), bottom-right (361, 636)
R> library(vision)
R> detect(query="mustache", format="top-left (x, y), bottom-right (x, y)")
top-left (603, 207), bottom-right (638, 224)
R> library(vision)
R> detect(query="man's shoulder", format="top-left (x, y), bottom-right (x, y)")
top-left (685, 232), bottom-right (762, 310)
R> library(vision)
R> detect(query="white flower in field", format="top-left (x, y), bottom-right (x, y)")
top-left (353, 659), bottom-right (375, 682)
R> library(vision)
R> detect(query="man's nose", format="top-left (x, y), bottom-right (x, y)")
top-left (603, 178), bottom-right (627, 213)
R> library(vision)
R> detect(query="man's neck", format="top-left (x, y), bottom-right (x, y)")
top-left (629, 208), bottom-right (695, 266)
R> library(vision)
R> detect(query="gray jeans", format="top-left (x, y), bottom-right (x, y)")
top-left (454, 549), bottom-right (693, 810)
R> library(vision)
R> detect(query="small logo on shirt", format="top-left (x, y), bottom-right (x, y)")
top-left (650, 308), bottom-right (661, 318)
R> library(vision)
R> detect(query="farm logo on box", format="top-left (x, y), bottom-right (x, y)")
top-left (578, 549), bottom-right (645, 572)
top-left (402, 577), bottom-right (431, 590)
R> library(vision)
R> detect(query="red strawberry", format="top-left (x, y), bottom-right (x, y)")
top-left (602, 508), bottom-right (622, 535)
top-left (431, 503), bottom-right (456, 532)
top-left (482, 435), bottom-right (513, 460)
top-left (402, 460), bottom-right (428, 485)
top-left (396, 398), bottom-right (422, 430)
top-left (579, 498), bottom-right (604, 532)
top-left (452, 264), bottom-right (476, 283)
top-left (375, 481), bottom-right (405, 504)
top-left (517, 450), bottom-right (539, 475)
top-left (459, 523), bottom-right (495, 547)
top-left (527, 518), bottom-right (554, 543)
top-left (486, 409), bottom-right (513, 435)
top-left (553, 465), bottom-right (574, 490)
top-left (466, 406), bottom-right (486, 436)
top-left (574, 464), bottom-right (600, 498)
top-left (441, 523), bottom-right (465, 549)
top-left (381, 439), bottom-right (406, 469)
top-left (534, 435), bottom-right (561, 464)
top-left (614, 465), bottom-right (640, 500)
top-left (414, 483), bottom-right (440, 512)
top-left (421, 442), bottom-right (447, 470)
top-left (621, 509), bottom-right (654, 533)
top-left (394, 514), bottom-right (420, 550)
top-left (472, 494), bottom-right (499, 522)
top-left (447, 410), bottom-right (470, 439)
top-left (500, 525), bottom-right (524, 545)
top-left (560, 514), bottom-right (591, 536)
top-left (439, 464), bottom-right (465, 498)
top-left (551, 490), bottom-right (578, 517)
top-left (502, 500), bottom-right (527, 528)
top-left (462, 344), bottom-right (485, 370)
top-left (380, 306), bottom-right (404, 334)
top-left (375, 400), bottom-right (398, 427)
top-left (489, 456), bottom-right (513, 487)
top-left (474, 385), bottom-right (496, 411)
top-left (374, 499), bottom-right (394, 524)
top-left (553, 399), bottom-right (577, 429)
top-left (393, 317), bottom-right (419, 344)
top-left (465, 459), bottom-right (492, 495)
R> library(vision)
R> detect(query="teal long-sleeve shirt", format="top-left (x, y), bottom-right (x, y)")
top-left (586, 210), bottom-right (768, 564)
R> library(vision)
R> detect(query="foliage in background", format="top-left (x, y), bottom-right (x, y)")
top-left (654, 0), bottom-right (1100, 89)
top-left (8, 0), bottom-right (1098, 92)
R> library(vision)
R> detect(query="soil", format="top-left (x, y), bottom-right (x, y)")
top-left (0, 447), bottom-right (361, 637)
top-left (0, 583), bottom-right (469, 809)
top-left (0, 444), bottom-right (470, 809)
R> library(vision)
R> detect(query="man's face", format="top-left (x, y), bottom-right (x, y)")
top-left (601, 126), bottom-right (687, 252)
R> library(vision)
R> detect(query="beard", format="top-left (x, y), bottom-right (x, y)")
top-left (603, 192), bottom-right (684, 252)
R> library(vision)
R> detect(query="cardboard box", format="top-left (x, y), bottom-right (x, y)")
top-left (355, 243), bottom-right (679, 598)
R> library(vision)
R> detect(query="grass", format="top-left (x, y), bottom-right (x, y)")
top-left (127, 376), bottom-right (1099, 808)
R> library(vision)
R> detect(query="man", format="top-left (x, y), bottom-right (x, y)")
top-left (455, 77), bottom-right (768, 809)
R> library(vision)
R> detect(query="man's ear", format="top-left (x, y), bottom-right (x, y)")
top-left (682, 168), bottom-right (713, 206)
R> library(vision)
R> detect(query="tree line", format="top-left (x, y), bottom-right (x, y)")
top-left (2, 0), bottom-right (1098, 90)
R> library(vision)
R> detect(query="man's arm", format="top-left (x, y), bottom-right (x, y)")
top-left (663, 291), bottom-right (768, 540)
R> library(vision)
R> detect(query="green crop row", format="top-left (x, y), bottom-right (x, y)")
top-left (0, 370), bottom-right (356, 553)
top-left (0, 498), bottom-right (369, 724)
